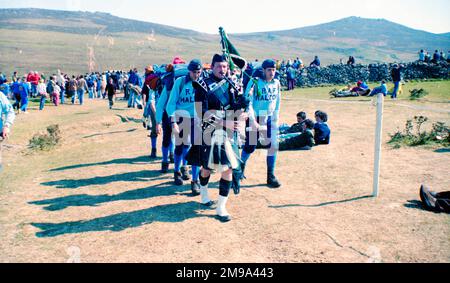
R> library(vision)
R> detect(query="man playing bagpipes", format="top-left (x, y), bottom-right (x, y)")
top-left (186, 53), bottom-right (249, 223)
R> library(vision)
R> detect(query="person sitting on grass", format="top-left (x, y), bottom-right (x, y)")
top-left (351, 81), bottom-right (371, 96)
top-left (368, 80), bottom-right (388, 97)
top-left (279, 111), bottom-right (307, 134)
top-left (314, 110), bottom-right (330, 145)
top-left (279, 119), bottom-right (315, 151)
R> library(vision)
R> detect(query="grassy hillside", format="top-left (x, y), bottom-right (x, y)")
top-left (0, 9), bottom-right (449, 76)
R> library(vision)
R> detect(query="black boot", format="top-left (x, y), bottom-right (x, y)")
top-left (150, 148), bottom-right (157, 159)
top-left (180, 166), bottom-right (191, 181)
top-left (267, 173), bottom-right (281, 188)
top-left (169, 153), bottom-right (175, 164)
top-left (174, 172), bottom-right (183, 186)
top-left (191, 181), bottom-right (200, 196)
top-left (161, 162), bottom-right (169, 173)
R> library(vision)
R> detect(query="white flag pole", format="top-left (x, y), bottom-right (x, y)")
top-left (373, 92), bottom-right (384, 197)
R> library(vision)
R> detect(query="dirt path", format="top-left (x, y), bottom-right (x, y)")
top-left (0, 96), bottom-right (449, 263)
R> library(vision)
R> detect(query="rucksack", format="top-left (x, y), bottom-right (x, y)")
top-left (145, 73), bottom-right (160, 91)
top-left (162, 64), bottom-right (189, 92)
top-left (46, 81), bottom-right (54, 94)
top-left (68, 80), bottom-right (77, 92)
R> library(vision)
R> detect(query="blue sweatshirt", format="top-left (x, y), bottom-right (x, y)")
top-left (0, 91), bottom-right (15, 131)
top-left (0, 83), bottom-right (10, 96)
top-left (128, 72), bottom-right (142, 87)
top-left (245, 77), bottom-right (281, 123)
top-left (156, 87), bottom-right (169, 124)
top-left (18, 82), bottom-right (30, 99)
top-left (11, 81), bottom-right (21, 94)
top-left (166, 76), bottom-right (196, 119)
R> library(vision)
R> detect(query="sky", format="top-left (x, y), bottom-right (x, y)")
top-left (1, 0), bottom-right (449, 34)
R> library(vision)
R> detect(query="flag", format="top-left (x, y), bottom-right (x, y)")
top-left (219, 27), bottom-right (261, 96)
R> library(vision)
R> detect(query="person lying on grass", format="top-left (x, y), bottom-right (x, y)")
top-left (278, 119), bottom-right (315, 151)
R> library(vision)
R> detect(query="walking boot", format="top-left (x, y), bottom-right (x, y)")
top-left (267, 173), bottom-right (281, 188)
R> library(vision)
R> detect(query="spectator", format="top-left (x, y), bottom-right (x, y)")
top-left (286, 64), bottom-right (297, 91)
top-left (314, 111), bottom-right (330, 145)
top-left (279, 119), bottom-right (315, 151)
top-left (390, 64), bottom-right (403, 100)
top-left (310, 56), bottom-right (321, 68)
top-left (279, 112), bottom-right (307, 134)
top-left (105, 77), bottom-right (116, 109)
top-left (369, 80), bottom-right (388, 97)
top-left (347, 56), bottom-right (355, 66)
top-left (38, 79), bottom-right (48, 111)
top-left (0, 79), bottom-right (10, 98)
top-left (418, 50), bottom-right (425, 62)
top-left (432, 50), bottom-right (440, 63)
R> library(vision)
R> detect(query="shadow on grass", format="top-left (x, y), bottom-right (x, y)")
top-left (42, 170), bottom-right (166, 189)
top-left (50, 156), bottom-right (157, 172)
top-left (31, 201), bottom-right (208, 238)
top-left (83, 128), bottom-right (137, 139)
top-left (269, 195), bottom-right (373, 209)
top-left (116, 114), bottom-right (142, 124)
top-left (434, 148), bottom-right (450, 153)
top-left (30, 181), bottom-right (190, 211)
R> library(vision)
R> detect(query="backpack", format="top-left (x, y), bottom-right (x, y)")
top-left (46, 81), bottom-right (54, 94)
top-left (68, 80), bottom-right (77, 92)
top-left (146, 73), bottom-right (160, 91)
top-left (87, 78), bottom-right (94, 88)
top-left (162, 64), bottom-right (189, 92)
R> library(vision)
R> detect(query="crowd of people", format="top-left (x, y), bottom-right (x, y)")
top-left (418, 49), bottom-right (449, 63)
top-left (0, 69), bottom-right (146, 114)
top-left (0, 53), bottom-right (335, 222)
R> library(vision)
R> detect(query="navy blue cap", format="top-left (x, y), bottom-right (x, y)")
top-left (188, 59), bottom-right (202, 71)
top-left (262, 59), bottom-right (276, 69)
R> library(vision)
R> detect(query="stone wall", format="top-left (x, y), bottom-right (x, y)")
top-left (289, 61), bottom-right (449, 87)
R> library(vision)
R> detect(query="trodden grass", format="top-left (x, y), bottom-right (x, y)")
top-left (0, 81), bottom-right (449, 263)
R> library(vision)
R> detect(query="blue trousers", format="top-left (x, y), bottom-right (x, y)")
top-left (39, 96), bottom-right (46, 110)
top-left (392, 81), bottom-right (400, 99)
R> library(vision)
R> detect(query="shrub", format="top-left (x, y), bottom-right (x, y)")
top-left (29, 124), bottom-right (61, 151)
top-left (388, 117), bottom-right (449, 149)
top-left (409, 88), bottom-right (429, 100)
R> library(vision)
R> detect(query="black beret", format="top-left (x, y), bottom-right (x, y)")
top-left (211, 54), bottom-right (228, 66)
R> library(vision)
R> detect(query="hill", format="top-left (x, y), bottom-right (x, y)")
top-left (0, 9), bottom-right (448, 75)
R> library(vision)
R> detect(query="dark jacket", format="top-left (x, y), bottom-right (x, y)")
top-left (314, 122), bottom-right (330, 145)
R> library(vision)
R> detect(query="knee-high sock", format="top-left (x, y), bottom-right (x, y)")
top-left (174, 153), bottom-right (182, 172)
top-left (267, 155), bottom-right (277, 175)
top-left (182, 146), bottom-right (190, 166)
top-left (169, 139), bottom-right (175, 154)
top-left (219, 179), bottom-right (232, 197)
top-left (199, 174), bottom-right (211, 204)
top-left (241, 150), bottom-right (252, 164)
top-left (217, 179), bottom-right (232, 217)
top-left (191, 166), bottom-right (200, 182)
top-left (151, 136), bottom-right (157, 150)
top-left (162, 146), bottom-right (169, 163)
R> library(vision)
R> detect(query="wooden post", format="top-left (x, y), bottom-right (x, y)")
top-left (373, 93), bottom-right (384, 197)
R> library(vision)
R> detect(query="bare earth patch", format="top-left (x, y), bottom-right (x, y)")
top-left (0, 87), bottom-right (449, 263)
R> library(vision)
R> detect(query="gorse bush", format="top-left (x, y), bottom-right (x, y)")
top-left (29, 124), bottom-right (61, 151)
top-left (388, 116), bottom-right (449, 149)
top-left (409, 88), bottom-right (429, 100)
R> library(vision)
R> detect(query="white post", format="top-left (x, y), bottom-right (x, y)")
top-left (373, 93), bottom-right (384, 197)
